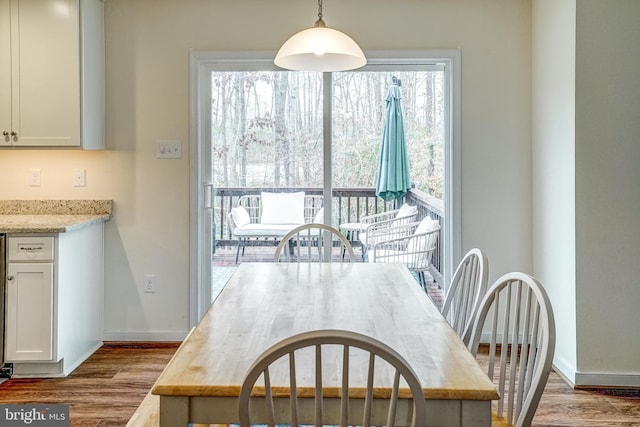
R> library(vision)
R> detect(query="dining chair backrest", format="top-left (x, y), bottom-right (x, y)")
top-left (274, 223), bottom-right (355, 263)
top-left (468, 272), bottom-right (556, 427)
top-left (440, 248), bottom-right (489, 346)
top-left (238, 329), bottom-right (427, 427)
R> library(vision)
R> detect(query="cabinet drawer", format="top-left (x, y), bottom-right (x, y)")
top-left (8, 237), bottom-right (55, 261)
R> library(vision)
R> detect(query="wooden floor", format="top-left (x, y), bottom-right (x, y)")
top-left (1, 344), bottom-right (639, 426)
top-left (1, 249), bottom-right (637, 426)
top-left (0, 342), bottom-right (179, 426)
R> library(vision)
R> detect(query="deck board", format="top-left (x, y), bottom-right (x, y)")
top-left (212, 244), bottom-right (445, 308)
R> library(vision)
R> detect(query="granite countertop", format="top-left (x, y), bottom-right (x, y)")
top-left (0, 200), bottom-right (112, 233)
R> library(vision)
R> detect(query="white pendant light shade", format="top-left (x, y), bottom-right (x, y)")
top-left (275, 26), bottom-right (366, 72)
top-left (274, 0), bottom-right (366, 72)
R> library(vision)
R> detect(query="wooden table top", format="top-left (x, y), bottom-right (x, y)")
top-left (152, 262), bottom-right (498, 401)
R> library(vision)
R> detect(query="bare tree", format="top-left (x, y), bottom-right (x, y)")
top-left (211, 70), bottom-right (444, 197)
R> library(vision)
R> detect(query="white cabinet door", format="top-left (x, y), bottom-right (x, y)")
top-left (0, 0), bottom-right (104, 149)
top-left (0, 0), bottom-right (11, 146)
top-left (9, 0), bottom-right (80, 147)
top-left (5, 262), bottom-right (54, 362)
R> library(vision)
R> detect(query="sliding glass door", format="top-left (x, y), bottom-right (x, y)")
top-left (190, 52), bottom-right (458, 325)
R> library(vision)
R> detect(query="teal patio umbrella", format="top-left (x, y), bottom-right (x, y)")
top-left (375, 77), bottom-right (411, 202)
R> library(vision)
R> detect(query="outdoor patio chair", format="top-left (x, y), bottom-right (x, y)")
top-left (359, 203), bottom-right (419, 259)
top-left (238, 329), bottom-right (427, 427)
top-left (440, 248), bottom-right (489, 346)
top-left (368, 217), bottom-right (440, 288)
top-left (468, 272), bottom-right (556, 427)
top-left (274, 223), bottom-right (355, 263)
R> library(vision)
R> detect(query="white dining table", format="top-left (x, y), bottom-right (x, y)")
top-left (151, 262), bottom-right (498, 426)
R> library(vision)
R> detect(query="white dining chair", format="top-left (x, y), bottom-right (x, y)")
top-left (274, 223), bottom-right (355, 263)
top-left (468, 272), bottom-right (556, 427)
top-left (440, 248), bottom-right (489, 346)
top-left (238, 329), bottom-right (427, 427)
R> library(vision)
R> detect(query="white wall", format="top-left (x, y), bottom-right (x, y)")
top-left (574, 0), bottom-right (640, 385)
top-left (0, 0), bottom-right (533, 340)
top-left (532, 0), bottom-right (577, 383)
top-left (533, 0), bottom-right (640, 387)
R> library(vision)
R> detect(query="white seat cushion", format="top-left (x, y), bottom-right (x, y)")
top-left (313, 207), bottom-right (324, 223)
top-left (415, 217), bottom-right (439, 234)
top-left (261, 192), bottom-right (305, 225)
top-left (233, 223), bottom-right (299, 237)
top-left (396, 203), bottom-right (418, 218)
top-left (407, 217), bottom-right (440, 252)
top-left (231, 206), bottom-right (251, 227)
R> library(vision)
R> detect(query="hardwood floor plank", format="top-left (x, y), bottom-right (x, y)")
top-left (0, 341), bottom-right (639, 426)
top-left (0, 342), bottom-right (179, 426)
top-left (474, 345), bottom-right (640, 426)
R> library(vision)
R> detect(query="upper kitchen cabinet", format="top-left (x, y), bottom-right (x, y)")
top-left (0, 0), bottom-right (104, 150)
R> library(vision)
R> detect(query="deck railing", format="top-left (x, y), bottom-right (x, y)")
top-left (405, 188), bottom-right (444, 284)
top-left (212, 187), bottom-right (443, 281)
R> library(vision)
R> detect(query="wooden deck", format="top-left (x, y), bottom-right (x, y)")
top-left (212, 244), bottom-right (445, 308)
top-left (213, 241), bottom-right (364, 264)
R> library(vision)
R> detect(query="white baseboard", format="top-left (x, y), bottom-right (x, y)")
top-left (551, 356), bottom-right (577, 387)
top-left (64, 342), bottom-right (104, 376)
top-left (549, 359), bottom-right (640, 388)
top-left (552, 355), bottom-right (640, 388)
top-left (102, 331), bottom-right (188, 342)
top-left (481, 337), bottom-right (640, 388)
top-left (574, 372), bottom-right (640, 388)
top-left (12, 342), bottom-right (104, 378)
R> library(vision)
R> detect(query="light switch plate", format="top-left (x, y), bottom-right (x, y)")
top-left (156, 140), bottom-right (182, 159)
top-left (30, 169), bottom-right (41, 187)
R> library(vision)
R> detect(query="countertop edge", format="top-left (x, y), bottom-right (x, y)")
top-left (0, 214), bottom-right (111, 234)
top-left (0, 200), bottom-right (113, 216)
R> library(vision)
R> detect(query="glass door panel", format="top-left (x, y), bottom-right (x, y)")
top-left (209, 71), bottom-right (324, 299)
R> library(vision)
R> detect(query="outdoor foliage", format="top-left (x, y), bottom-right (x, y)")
top-left (211, 70), bottom-right (444, 199)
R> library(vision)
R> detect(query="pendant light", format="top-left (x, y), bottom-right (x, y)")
top-left (274, 0), bottom-right (367, 72)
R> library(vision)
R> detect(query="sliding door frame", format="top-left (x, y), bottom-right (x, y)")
top-left (189, 50), bottom-right (461, 326)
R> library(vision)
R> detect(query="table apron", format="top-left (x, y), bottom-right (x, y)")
top-left (161, 395), bottom-right (491, 427)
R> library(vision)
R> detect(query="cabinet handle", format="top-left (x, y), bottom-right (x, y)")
top-left (7, 275), bottom-right (15, 281)
top-left (3, 131), bottom-right (18, 142)
top-left (19, 245), bottom-right (44, 253)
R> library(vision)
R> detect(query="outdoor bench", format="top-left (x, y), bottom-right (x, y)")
top-left (227, 192), bottom-right (324, 263)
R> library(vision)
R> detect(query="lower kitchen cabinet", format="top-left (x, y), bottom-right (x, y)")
top-left (4, 223), bottom-right (104, 377)
top-left (5, 261), bottom-right (54, 361)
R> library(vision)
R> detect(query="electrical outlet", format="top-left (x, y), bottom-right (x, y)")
top-left (30, 169), bottom-right (41, 187)
top-left (144, 274), bottom-right (156, 293)
top-left (156, 140), bottom-right (182, 159)
top-left (73, 168), bottom-right (86, 187)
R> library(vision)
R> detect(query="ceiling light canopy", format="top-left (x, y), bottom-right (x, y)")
top-left (274, 0), bottom-right (367, 72)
